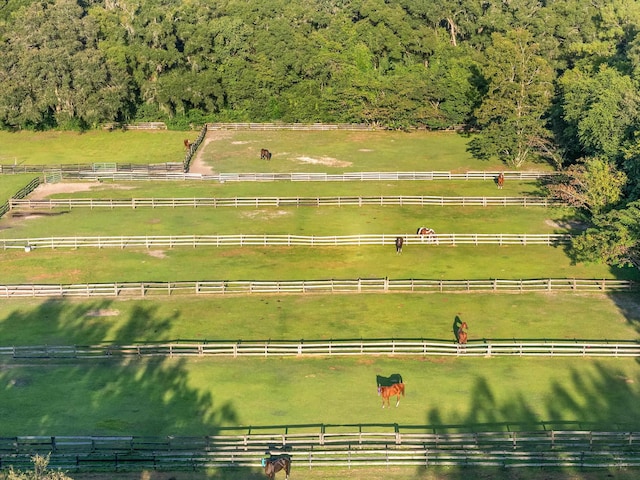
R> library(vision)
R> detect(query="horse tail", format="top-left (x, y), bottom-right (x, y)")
top-left (400, 383), bottom-right (405, 396)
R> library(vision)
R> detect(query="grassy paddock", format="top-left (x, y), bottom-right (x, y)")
top-left (0, 246), bottom-right (636, 284)
top-left (46, 179), bottom-right (548, 198)
top-left (0, 293), bottom-right (636, 345)
top-left (201, 130), bottom-right (553, 173)
top-left (0, 130), bottom-right (188, 165)
top-left (0, 356), bottom-right (638, 435)
top-left (0, 204), bottom-right (580, 237)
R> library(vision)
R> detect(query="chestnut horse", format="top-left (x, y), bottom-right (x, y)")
top-left (378, 382), bottom-right (405, 408)
top-left (183, 139), bottom-right (192, 150)
top-left (262, 455), bottom-right (291, 479)
top-left (497, 172), bottom-right (505, 189)
top-left (457, 321), bottom-right (468, 344)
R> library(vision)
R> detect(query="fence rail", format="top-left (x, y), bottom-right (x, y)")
top-left (207, 122), bottom-right (375, 131)
top-left (2, 339), bottom-right (638, 360)
top-left (1, 428), bottom-right (639, 472)
top-left (0, 162), bottom-right (183, 175)
top-left (10, 195), bottom-right (565, 210)
top-left (0, 233), bottom-right (572, 250)
top-left (65, 170), bottom-right (558, 182)
top-left (0, 278), bottom-right (633, 298)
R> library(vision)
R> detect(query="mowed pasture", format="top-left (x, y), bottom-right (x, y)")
top-left (0, 129), bottom-right (639, 478)
top-left (0, 356), bottom-right (638, 436)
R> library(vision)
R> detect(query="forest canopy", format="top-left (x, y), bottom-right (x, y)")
top-left (1, 0), bottom-right (640, 264)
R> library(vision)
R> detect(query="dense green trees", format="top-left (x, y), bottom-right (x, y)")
top-left (1, 0), bottom-right (640, 264)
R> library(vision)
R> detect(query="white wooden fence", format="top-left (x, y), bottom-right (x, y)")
top-left (207, 122), bottom-right (375, 131)
top-left (0, 278), bottom-right (634, 298)
top-left (1, 233), bottom-right (572, 250)
top-left (5, 429), bottom-right (640, 471)
top-left (65, 170), bottom-right (558, 182)
top-left (4, 339), bottom-right (639, 359)
top-left (10, 195), bottom-right (565, 210)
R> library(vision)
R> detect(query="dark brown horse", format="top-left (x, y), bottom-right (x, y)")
top-left (497, 172), bottom-right (505, 189)
top-left (395, 236), bottom-right (404, 254)
top-left (263, 455), bottom-right (291, 479)
top-left (457, 321), bottom-right (468, 344)
top-left (260, 148), bottom-right (272, 160)
top-left (378, 382), bottom-right (405, 408)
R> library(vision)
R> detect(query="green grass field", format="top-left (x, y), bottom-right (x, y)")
top-left (0, 245), bottom-right (637, 283)
top-left (0, 293), bottom-right (636, 345)
top-left (0, 204), bottom-right (579, 237)
top-left (0, 130), bottom-right (188, 165)
top-left (1, 356), bottom-right (638, 436)
top-left (0, 129), bottom-right (638, 479)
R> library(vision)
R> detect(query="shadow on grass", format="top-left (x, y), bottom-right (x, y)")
top-left (0, 297), bottom-right (238, 443)
top-left (419, 361), bottom-right (640, 480)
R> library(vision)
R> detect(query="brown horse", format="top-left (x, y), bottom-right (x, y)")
top-left (497, 172), bottom-right (505, 189)
top-left (457, 321), bottom-right (468, 344)
top-left (395, 236), bottom-right (404, 254)
top-left (260, 148), bottom-right (272, 160)
top-left (263, 455), bottom-right (291, 479)
top-left (184, 139), bottom-right (192, 150)
top-left (378, 382), bottom-right (405, 408)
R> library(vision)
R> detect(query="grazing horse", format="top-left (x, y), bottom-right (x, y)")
top-left (395, 236), bottom-right (404, 254)
top-left (497, 172), bottom-right (505, 189)
top-left (183, 139), bottom-right (192, 150)
top-left (260, 148), bottom-right (272, 160)
top-left (417, 227), bottom-right (435, 236)
top-left (263, 455), bottom-right (291, 480)
top-left (417, 226), bottom-right (438, 244)
top-left (378, 382), bottom-right (405, 408)
top-left (456, 321), bottom-right (468, 344)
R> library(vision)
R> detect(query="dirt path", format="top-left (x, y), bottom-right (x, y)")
top-left (188, 130), bottom-right (233, 175)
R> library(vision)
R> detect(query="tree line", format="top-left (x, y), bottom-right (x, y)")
top-left (0, 0), bottom-right (639, 266)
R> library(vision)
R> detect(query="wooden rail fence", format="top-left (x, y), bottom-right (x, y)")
top-left (1, 428), bottom-right (639, 472)
top-left (0, 278), bottom-right (634, 298)
top-left (1, 233), bottom-right (572, 250)
top-left (3, 339), bottom-right (639, 359)
top-left (10, 195), bottom-right (565, 210)
top-left (64, 170), bottom-right (559, 182)
top-left (207, 122), bottom-right (375, 131)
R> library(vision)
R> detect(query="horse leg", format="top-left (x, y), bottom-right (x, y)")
top-left (396, 395), bottom-right (400, 407)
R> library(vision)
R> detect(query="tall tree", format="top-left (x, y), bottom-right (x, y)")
top-left (557, 65), bottom-right (639, 161)
top-left (0, 0), bottom-right (128, 129)
top-left (470, 29), bottom-right (554, 167)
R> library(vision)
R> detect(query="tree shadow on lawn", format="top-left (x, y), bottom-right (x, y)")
top-left (0, 298), bottom-right (243, 476)
top-left (418, 362), bottom-right (640, 480)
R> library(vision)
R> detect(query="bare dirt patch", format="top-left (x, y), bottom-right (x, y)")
top-left (295, 156), bottom-right (352, 167)
top-left (85, 309), bottom-right (120, 317)
top-left (545, 219), bottom-right (587, 231)
top-left (188, 131), bottom-right (234, 175)
top-left (28, 182), bottom-right (135, 200)
top-left (242, 209), bottom-right (290, 220)
top-left (147, 249), bottom-right (167, 258)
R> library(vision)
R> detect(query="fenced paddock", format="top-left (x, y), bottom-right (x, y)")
top-left (2, 339), bottom-right (638, 359)
top-left (0, 278), bottom-right (634, 298)
top-left (0, 233), bottom-right (572, 250)
top-left (1, 428), bottom-right (639, 472)
top-left (10, 195), bottom-right (565, 210)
